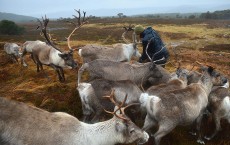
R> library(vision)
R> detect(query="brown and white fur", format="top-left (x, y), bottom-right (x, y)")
top-left (79, 43), bottom-right (141, 63)
top-left (204, 79), bottom-right (229, 141)
top-left (21, 40), bottom-right (77, 82)
top-left (139, 66), bottom-right (227, 145)
top-left (77, 79), bottom-right (143, 122)
top-left (77, 59), bottom-right (169, 86)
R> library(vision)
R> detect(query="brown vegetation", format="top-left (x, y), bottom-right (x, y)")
top-left (0, 18), bottom-right (230, 145)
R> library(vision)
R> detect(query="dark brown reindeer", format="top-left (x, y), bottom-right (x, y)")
top-left (140, 65), bottom-right (227, 145)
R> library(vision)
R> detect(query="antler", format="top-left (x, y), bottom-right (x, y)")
top-left (103, 90), bottom-right (138, 121)
top-left (172, 47), bottom-right (183, 68)
top-left (122, 25), bottom-right (134, 44)
top-left (66, 9), bottom-right (89, 50)
top-left (37, 16), bottom-right (61, 51)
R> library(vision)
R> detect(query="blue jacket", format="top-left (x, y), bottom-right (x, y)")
top-left (140, 27), bottom-right (169, 63)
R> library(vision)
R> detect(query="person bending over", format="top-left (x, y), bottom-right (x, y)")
top-left (134, 25), bottom-right (169, 66)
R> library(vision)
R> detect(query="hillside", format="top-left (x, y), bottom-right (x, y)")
top-left (0, 12), bottom-right (37, 23)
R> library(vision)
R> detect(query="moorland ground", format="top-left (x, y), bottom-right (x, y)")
top-left (0, 17), bottom-right (230, 145)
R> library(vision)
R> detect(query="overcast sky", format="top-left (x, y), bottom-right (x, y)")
top-left (1, 0), bottom-right (230, 18)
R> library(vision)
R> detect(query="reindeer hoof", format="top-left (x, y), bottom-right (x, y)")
top-left (204, 136), bottom-right (211, 141)
top-left (197, 139), bottom-right (205, 144)
top-left (189, 131), bottom-right (197, 136)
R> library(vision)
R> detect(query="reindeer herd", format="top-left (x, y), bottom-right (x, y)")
top-left (1, 10), bottom-right (230, 145)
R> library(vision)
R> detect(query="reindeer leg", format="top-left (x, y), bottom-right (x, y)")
top-left (59, 67), bottom-right (65, 82)
top-left (142, 114), bottom-right (157, 134)
top-left (77, 65), bottom-right (84, 84)
top-left (154, 121), bottom-right (176, 145)
top-left (81, 106), bottom-right (93, 123)
top-left (91, 109), bottom-right (103, 123)
top-left (189, 121), bottom-right (197, 136)
top-left (196, 110), bottom-right (206, 144)
top-left (50, 64), bottom-right (63, 82)
top-left (31, 54), bottom-right (37, 65)
top-left (20, 50), bottom-right (28, 67)
top-left (204, 113), bottom-right (221, 141)
top-left (153, 121), bottom-right (176, 145)
top-left (12, 55), bottom-right (18, 63)
top-left (9, 54), bottom-right (16, 63)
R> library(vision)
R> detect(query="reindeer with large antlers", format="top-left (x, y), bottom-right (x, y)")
top-left (0, 90), bottom-right (149, 145)
top-left (77, 25), bottom-right (141, 62)
top-left (21, 10), bottom-right (89, 82)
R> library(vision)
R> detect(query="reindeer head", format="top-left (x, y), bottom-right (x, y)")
top-left (199, 65), bottom-right (228, 88)
top-left (37, 10), bottom-right (88, 70)
top-left (122, 25), bottom-right (141, 58)
top-left (58, 50), bottom-right (77, 69)
top-left (104, 90), bottom-right (149, 144)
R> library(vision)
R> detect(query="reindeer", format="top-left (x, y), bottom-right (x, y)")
top-left (21, 11), bottom-right (90, 82)
top-left (4, 42), bottom-right (21, 63)
top-left (20, 40), bottom-right (46, 67)
top-left (145, 67), bottom-right (189, 95)
top-left (78, 25), bottom-right (141, 62)
top-left (77, 79), bottom-right (143, 122)
top-left (139, 66), bottom-right (227, 145)
top-left (0, 93), bottom-right (149, 145)
top-left (203, 79), bottom-right (229, 141)
top-left (77, 58), bottom-right (172, 86)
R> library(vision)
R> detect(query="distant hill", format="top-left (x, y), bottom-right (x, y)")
top-left (0, 12), bottom-right (37, 23)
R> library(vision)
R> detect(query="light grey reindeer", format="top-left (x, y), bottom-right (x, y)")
top-left (78, 26), bottom-right (141, 62)
top-left (77, 79), bottom-right (143, 122)
top-left (77, 59), bottom-right (170, 86)
top-left (0, 94), bottom-right (149, 145)
top-left (139, 66), bottom-right (227, 145)
top-left (21, 40), bottom-right (46, 67)
top-left (21, 11), bottom-right (88, 82)
top-left (4, 42), bottom-right (21, 63)
top-left (203, 79), bottom-right (229, 141)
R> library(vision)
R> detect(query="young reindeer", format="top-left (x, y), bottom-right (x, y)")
top-left (22, 12), bottom-right (89, 82)
top-left (4, 42), bottom-right (21, 63)
top-left (77, 79), bottom-right (143, 122)
top-left (139, 66), bottom-right (227, 145)
top-left (0, 94), bottom-right (149, 145)
top-left (204, 78), bottom-right (229, 141)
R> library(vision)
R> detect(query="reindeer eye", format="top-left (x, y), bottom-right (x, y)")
top-left (130, 128), bottom-right (135, 134)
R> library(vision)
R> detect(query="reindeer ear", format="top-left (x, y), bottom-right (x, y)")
top-left (207, 66), bottom-right (214, 74)
top-left (58, 53), bottom-right (64, 58)
top-left (58, 53), bottom-right (68, 60)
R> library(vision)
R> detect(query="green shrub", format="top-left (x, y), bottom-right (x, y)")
top-left (0, 20), bottom-right (25, 35)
